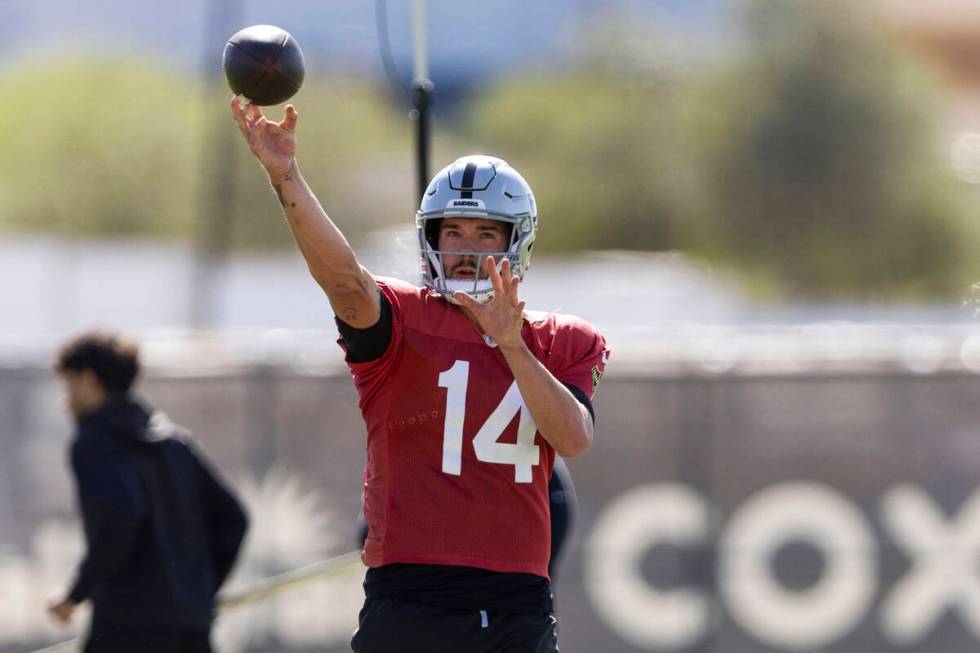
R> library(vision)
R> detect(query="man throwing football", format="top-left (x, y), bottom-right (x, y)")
top-left (232, 98), bottom-right (608, 653)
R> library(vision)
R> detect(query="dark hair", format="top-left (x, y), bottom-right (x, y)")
top-left (55, 330), bottom-right (140, 396)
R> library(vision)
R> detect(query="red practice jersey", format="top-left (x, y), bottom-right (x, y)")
top-left (341, 277), bottom-right (609, 579)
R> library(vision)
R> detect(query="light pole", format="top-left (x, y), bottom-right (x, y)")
top-left (410, 0), bottom-right (433, 204)
top-left (191, 0), bottom-right (242, 328)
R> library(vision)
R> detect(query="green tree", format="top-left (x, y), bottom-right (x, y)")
top-left (459, 68), bottom-right (699, 253)
top-left (0, 55), bottom-right (200, 238)
top-left (0, 55), bottom-right (418, 250)
top-left (456, 0), bottom-right (975, 299)
top-left (690, 0), bottom-right (971, 298)
top-left (223, 79), bottom-right (417, 251)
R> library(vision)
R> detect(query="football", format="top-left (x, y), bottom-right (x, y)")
top-left (223, 25), bottom-right (305, 106)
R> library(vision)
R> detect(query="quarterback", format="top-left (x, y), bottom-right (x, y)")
top-left (232, 98), bottom-right (608, 653)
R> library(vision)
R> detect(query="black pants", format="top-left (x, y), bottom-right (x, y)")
top-left (351, 597), bottom-right (559, 653)
top-left (84, 620), bottom-right (212, 653)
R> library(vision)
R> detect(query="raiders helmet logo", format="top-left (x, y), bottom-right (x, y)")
top-left (446, 198), bottom-right (486, 210)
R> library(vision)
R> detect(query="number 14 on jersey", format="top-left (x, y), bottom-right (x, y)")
top-left (438, 360), bottom-right (541, 483)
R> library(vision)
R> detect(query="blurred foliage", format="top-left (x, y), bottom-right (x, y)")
top-left (460, 70), bottom-right (700, 253)
top-left (458, 0), bottom-right (976, 299)
top-left (0, 52), bottom-right (415, 251)
top-left (0, 55), bottom-right (199, 238)
top-left (222, 78), bottom-right (416, 251)
top-left (687, 0), bottom-right (974, 299)
top-left (1, 0), bottom-right (977, 300)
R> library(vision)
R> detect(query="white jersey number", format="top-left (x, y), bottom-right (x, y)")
top-left (438, 360), bottom-right (540, 483)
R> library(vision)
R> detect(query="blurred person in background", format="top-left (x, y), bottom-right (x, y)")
top-left (47, 329), bottom-right (249, 653)
top-left (232, 98), bottom-right (608, 653)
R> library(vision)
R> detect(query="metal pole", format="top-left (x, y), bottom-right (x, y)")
top-left (191, 0), bottom-right (242, 327)
top-left (411, 0), bottom-right (428, 82)
top-left (411, 80), bottom-right (433, 204)
top-left (32, 551), bottom-right (364, 653)
top-left (410, 0), bottom-right (433, 203)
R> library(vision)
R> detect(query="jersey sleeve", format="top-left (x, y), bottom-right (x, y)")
top-left (548, 316), bottom-right (610, 401)
top-left (335, 277), bottom-right (414, 406)
top-left (335, 292), bottom-right (393, 362)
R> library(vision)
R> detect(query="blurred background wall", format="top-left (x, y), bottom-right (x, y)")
top-left (4, 0), bottom-right (980, 651)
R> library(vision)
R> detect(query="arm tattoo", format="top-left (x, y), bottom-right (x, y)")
top-left (274, 184), bottom-right (288, 208)
top-left (273, 184), bottom-right (297, 208)
top-left (274, 160), bottom-right (298, 208)
top-left (342, 308), bottom-right (358, 323)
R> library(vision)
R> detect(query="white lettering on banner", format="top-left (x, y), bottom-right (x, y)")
top-left (584, 484), bottom-right (713, 649)
top-left (879, 484), bottom-right (980, 643)
top-left (719, 482), bottom-right (876, 649)
top-left (585, 481), bottom-right (980, 651)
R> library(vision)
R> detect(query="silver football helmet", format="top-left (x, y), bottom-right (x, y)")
top-left (416, 155), bottom-right (538, 303)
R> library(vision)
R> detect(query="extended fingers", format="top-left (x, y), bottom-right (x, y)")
top-left (232, 98), bottom-right (279, 151)
top-left (508, 275), bottom-right (520, 303)
top-left (231, 97), bottom-right (265, 136)
top-left (483, 256), bottom-right (502, 294)
top-left (500, 257), bottom-right (513, 285)
top-left (487, 257), bottom-right (521, 306)
top-left (282, 105), bottom-right (298, 132)
top-left (246, 102), bottom-right (265, 121)
top-left (240, 102), bottom-right (262, 130)
top-left (231, 96), bottom-right (250, 137)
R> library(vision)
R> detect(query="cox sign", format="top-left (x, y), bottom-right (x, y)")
top-left (585, 481), bottom-right (980, 650)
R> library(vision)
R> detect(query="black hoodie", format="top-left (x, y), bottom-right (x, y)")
top-left (67, 398), bottom-right (248, 633)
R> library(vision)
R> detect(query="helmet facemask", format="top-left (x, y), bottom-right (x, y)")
top-left (417, 213), bottom-right (535, 304)
top-left (416, 155), bottom-right (538, 304)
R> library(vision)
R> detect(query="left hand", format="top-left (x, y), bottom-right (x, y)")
top-left (47, 598), bottom-right (77, 625)
top-left (453, 257), bottom-right (526, 351)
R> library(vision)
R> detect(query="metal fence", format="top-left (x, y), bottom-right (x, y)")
top-left (6, 329), bottom-right (980, 652)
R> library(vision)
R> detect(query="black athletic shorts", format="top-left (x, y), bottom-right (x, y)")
top-left (350, 596), bottom-right (559, 653)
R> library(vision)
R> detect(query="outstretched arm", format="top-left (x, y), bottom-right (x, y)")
top-left (230, 97), bottom-right (379, 327)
